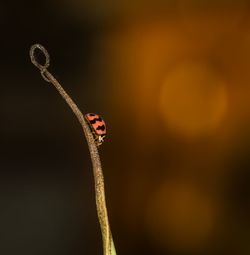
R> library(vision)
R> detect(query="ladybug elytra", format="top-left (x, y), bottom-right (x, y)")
top-left (85, 113), bottom-right (106, 146)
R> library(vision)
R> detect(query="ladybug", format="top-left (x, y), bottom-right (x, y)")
top-left (84, 113), bottom-right (106, 146)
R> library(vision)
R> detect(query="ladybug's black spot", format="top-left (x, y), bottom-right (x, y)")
top-left (96, 125), bottom-right (105, 131)
top-left (90, 117), bottom-right (103, 124)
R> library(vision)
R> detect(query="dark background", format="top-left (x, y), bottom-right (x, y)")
top-left (1, 1), bottom-right (250, 255)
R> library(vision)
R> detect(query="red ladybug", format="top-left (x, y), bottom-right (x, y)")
top-left (85, 113), bottom-right (106, 146)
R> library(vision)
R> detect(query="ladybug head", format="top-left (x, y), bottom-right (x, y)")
top-left (99, 135), bottom-right (105, 143)
top-left (96, 134), bottom-right (105, 147)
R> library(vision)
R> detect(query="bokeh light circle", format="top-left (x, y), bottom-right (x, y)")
top-left (145, 179), bottom-right (219, 252)
top-left (159, 61), bottom-right (228, 137)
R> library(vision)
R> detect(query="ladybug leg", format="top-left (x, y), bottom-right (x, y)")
top-left (93, 133), bottom-right (101, 147)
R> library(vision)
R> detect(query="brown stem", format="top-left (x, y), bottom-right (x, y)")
top-left (29, 44), bottom-right (116, 255)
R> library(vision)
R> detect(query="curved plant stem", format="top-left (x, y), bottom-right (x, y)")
top-left (29, 44), bottom-right (116, 255)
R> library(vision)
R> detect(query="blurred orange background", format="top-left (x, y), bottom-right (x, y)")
top-left (0, 1), bottom-right (250, 255)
